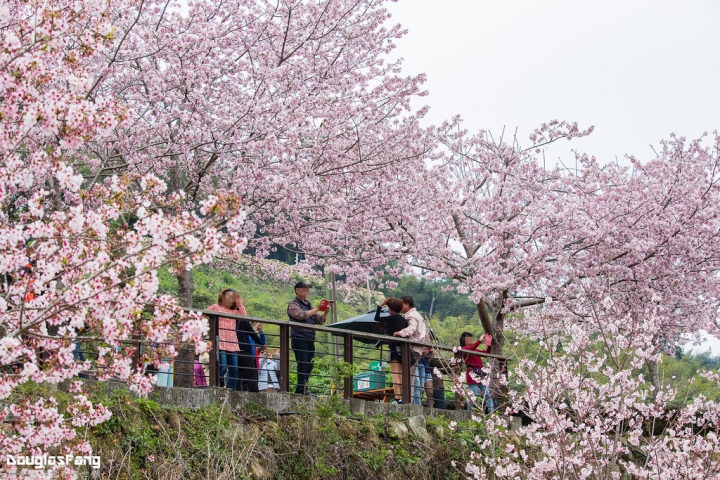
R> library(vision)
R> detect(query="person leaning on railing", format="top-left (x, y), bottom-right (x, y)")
top-left (207, 288), bottom-right (257, 390)
top-left (392, 296), bottom-right (426, 399)
top-left (375, 298), bottom-right (408, 403)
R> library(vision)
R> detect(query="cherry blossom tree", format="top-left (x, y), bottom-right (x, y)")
top-left (462, 287), bottom-right (720, 479)
top-left (74, 0), bottom-right (436, 384)
top-left (84, 0), bottom-right (433, 282)
top-left (549, 135), bottom-right (720, 390)
top-left (2, 0), bottom-right (435, 472)
top-left (402, 125), bottom-right (720, 477)
top-left (400, 120), bottom-right (720, 384)
top-left (0, 0), bottom-right (246, 476)
top-left (394, 120), bottom-right (594, 353)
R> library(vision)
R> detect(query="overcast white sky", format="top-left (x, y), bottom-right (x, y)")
top-left (385, 0), bottom-right (720, 354)
top-left (386, 0), bottom-right (720, 167)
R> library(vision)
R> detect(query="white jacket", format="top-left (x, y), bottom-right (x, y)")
top-left (396, 308), bottom-right (427, 355)
top-left (258, 358), bottom-right (279, 391)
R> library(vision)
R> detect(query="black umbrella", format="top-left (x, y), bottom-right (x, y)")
top-left (331, 309), bottom-right (391, 345)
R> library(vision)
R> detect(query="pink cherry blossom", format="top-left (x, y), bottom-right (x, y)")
top-left (2, 0), bottom-right (719, 476)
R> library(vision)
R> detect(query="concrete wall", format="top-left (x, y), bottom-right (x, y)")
top-left (151, 386), bottom-right (474, 422)
top-left (58, 379), bottom-right (474, 422)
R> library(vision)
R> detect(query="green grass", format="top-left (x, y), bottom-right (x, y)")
top-left (158, 264), bottom-right (368, 322)
top-left (20, 384), bottom-right (474, 479)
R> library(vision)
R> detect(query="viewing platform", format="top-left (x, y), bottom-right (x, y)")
top-left (119, 308), bottom-right (510, 407)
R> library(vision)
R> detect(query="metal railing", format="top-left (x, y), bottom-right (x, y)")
top-left (124, 308), bottom-right (509, 407)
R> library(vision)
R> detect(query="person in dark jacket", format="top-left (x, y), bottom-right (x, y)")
top-left (288, 281), bottom-right (330, 395)
top-left (234, 298), bottom-right (266, 392)
top-left (375, 298), bottom-right (408, 402)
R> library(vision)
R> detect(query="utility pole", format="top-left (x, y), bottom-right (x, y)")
top-left (367, 277), bottom-right (371, 312)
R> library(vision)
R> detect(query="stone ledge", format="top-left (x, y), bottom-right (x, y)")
top-left (150, 385), bottom-right (474, 423)
top-left (56, 379), bottom-right (474, 422)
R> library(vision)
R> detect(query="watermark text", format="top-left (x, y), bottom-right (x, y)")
top-left (6, 454), bottom-right (101, 470)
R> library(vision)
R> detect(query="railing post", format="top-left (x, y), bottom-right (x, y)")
top-left (132, 332), bottom-right (142, 371)
top-left (343, 333), bottom-right (353, 399)
top-left (401, 342), bottom-right (411, 404)
top-left (455, 350), bottom-right (463, 410)
top-left (208, 314), bottom-right (218, 387)
top-left (279, 324), bottom-right (290, 392)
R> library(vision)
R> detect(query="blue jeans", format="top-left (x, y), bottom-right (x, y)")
top-left (157, 364), bottom-right (173, 387)
top-left (73, 339), bottom-right (85, 362)
top-left (220, 351), bottom-right (239, 390)
top-left (412, 357), bottom-right (432, 405)
top-left (467, 383), bottom-right (495, 413)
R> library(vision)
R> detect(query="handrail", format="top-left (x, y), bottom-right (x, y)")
top-left (73, 306), bottom-right (508, 408)
top-left (184, 307), bottom-right (508, 361)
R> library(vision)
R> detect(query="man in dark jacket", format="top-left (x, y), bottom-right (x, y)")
top-left (288, 281), bottom-right (329, 395)
top-left (236, 319), bottom-right (265, 392)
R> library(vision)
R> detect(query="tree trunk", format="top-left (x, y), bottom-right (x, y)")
top-left (170, 159), bottom-right (196, 388)
top-left (646, 358), bottom-right (661, 395)
top-left (491, 311), bottom-right (508, 408)
top-left (476, 301), bottom-right (494, 336)
top-left (47, 177), bottom-right (63, 213)
top-left (173, 266), bottom-right (196, 387)
top-left (177, 267), bottom-right (194, 309)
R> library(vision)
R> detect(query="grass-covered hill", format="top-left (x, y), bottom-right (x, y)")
top-left (158, 265), bottom-right (369, 322)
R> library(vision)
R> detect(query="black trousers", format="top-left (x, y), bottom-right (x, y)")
top-left (236, 349), bottom-right (259, 393)
top-left (291, 338), bottom-right (315, 394)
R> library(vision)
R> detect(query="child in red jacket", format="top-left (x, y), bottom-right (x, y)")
top-left (459, 332), bottom-right (495, 413)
